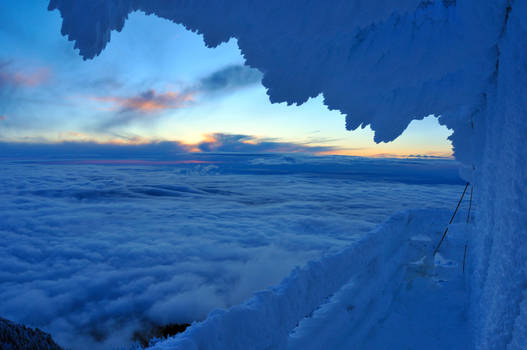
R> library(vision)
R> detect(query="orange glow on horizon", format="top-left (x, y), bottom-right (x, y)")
top-left (201, 134), bottom-right (218, 144)
top-left (56, 132), bottom-right (157, 146)
top-left (33, 131), bottom-right (453, 159)
top-left (316, 149), bottom-right (453, 158)
top-left (48, 159), bottom-right (216, 165)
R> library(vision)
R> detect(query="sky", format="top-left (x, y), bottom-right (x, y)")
top-left (0, 0), bottom-right (453, 158)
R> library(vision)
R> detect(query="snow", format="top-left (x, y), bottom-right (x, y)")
top-left (289, 220), bottom-right (471, 350)
top-left (48, 0), bottom-right (502, 144)
top-left (0, 154), bottom-right (464, 350)
top-left (149, 210), bottom-right (471, 350)
top-left (469, 5), bottom-right (527, 349)
top-left (46, 1), bottom-right (527, 349)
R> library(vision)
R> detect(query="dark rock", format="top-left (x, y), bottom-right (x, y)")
top-left (0, 317), bottom-right (62, 350)
top-left (133, 323), bottom-right (190, 348)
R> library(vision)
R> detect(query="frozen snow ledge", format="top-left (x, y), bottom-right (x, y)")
top-left (48, 0), bottom-right (504, 144)
top-left (147, 209), bottom-right (466, 350)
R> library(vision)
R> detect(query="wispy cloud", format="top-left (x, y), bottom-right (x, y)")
top-left (87, 89), bottom-right (194, 129)
top-left (197, 133), bottom-right (339, 154)
top-left (0, 60), bottom-right (51, 88)
top-left (88, 65), bottom-right (261, 130)
top-left (87, 77), bottom-right (123, 90)
top-left (90, 89), bottom-right (194, 113)
top-left (90, 65), bottom-right (259, 114)
top-left (197, 65), bottom-right (262, 94)
top-left (0, 132), bottom-right (341, 158)
top-left (0, 140), bottom-right (194, 160)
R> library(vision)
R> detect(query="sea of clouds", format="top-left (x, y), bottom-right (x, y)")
top-left (0, 153), bottom-right (467, 349)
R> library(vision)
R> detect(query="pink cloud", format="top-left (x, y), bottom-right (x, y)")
top-left (0, 64), bottom-right (51, 88)
top-left (0, 115), bottom-right (6, 121)
top-left (90, 89), bottom-right (194, 113)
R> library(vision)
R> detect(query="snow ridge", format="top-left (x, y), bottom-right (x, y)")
top-left (148, 209), bottom-right (460, 350)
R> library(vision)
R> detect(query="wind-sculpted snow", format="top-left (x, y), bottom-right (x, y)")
top-left (470, 6), bottom-right (527, 349)
top-left (288, 218), bottom-right (471, 350)
top-left (0, 155), bottom-right (465, 350)
top-left (148, 209), bottom-right (470, 350)
top-left (48, 0), bottom-right (504, 145)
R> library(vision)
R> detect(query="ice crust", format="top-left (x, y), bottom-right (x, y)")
top-left (47, 1), bottom-right (527, 349)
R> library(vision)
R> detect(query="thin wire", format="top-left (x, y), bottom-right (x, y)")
top-left (463, 243), bottom-right (468, 273)
top-left (463, 185), bottom-right (474, 273)
top-left (467, 185), bottom-right (473, 223)
top-left (434, 182), bottom-right (470, 255)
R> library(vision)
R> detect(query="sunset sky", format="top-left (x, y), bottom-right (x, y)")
top-left (0, 0), bottom-right (453, 158)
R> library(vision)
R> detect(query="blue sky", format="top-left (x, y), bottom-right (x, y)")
top-left (0, 0), bottom-right (453, 157)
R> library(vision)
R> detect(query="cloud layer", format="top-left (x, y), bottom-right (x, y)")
top-left (196, 133), bottom-right (337, 154)
top-left (0, 132), bottom-right (341, 158)
top-left (0, 153), bottom-right (466, 349)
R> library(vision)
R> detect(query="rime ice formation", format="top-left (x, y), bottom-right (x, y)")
top-left (48, 1), bottom-right (527, 349)
top-left (146, 209), bottom-right (470, 350)
top-left (49, 0), bottom-right (504, 144)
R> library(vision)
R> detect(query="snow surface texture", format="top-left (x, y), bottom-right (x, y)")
top-left (0, 155), bottom-right (464, 350)
top-left (288, 216), bottom-right (471, 350)
top-left (47, 1), bottom-right (527, 349)
top-left (149, 209), bottom-right (471, 350)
